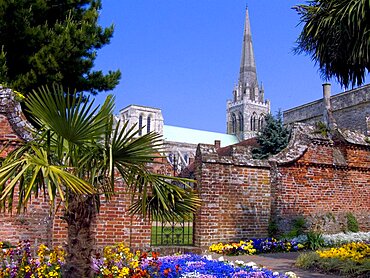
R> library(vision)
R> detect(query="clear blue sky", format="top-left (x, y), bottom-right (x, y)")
top-left (93, 0), bottom-right (347, 133)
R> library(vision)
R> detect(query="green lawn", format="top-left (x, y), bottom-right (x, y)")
top-left (151, 225), bottom-right (193, 246)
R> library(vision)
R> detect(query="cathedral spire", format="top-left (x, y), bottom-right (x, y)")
top-left (239, 7), bottom-right (257, 88)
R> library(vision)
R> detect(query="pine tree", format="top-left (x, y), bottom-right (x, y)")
top-left (252, 111), bottom-right (290, 159)
top-left (0, 0), bottom-right (120, 95)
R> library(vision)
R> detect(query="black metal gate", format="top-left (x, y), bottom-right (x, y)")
top-left (151, 217), bottom-right (193, 246)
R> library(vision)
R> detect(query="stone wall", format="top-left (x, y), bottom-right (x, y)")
top-left (283, 84), bottom-right (370, 134)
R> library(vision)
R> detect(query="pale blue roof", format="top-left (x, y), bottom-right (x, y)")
top-left (163, 125), bottom-right (239, 147)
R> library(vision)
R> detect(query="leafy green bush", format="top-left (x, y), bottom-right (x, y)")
top-left (307, 231), bottom-right (324, 250)
top-left (268, 219), bottom-right (279, 238)
top-left (346, 212), bottom-right (359, 233)
top-left (296, 243), bottom-right (370, 277)
top-left (281, 217), bottom-right (306, 239)
top-left (295, 252), bottom-right (320, 269)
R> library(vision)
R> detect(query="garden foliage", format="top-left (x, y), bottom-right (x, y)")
top-left (252, 111), bottom-right (290, 159)
top-left (346, 212), bottom-right (359, 233)
top-left (296, 242), bottom-right (370, 277)
top-left (0, 0), bottom-right (121, 96)
top-left (294, 0), bottom-right (370, 87)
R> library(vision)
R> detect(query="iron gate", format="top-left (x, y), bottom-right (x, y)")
top-left (151, 217), bottom-right (193, 246)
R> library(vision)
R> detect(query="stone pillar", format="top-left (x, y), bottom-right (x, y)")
top-left (322, 83), bottom-right (337, 129)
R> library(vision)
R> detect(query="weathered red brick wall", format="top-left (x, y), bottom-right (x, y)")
top-left (271, 138), bottom-right (370, 233)
top-left (0, 88), bottom-right (52, 248)
top-left (194, 144), bottom-right (271, 247)
top-left (0, 87), bottom-right (152, 250)
top-left (194, 125), bottom-right (370, 244)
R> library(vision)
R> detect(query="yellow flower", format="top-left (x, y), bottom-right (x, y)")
top-left (317, 242), bottom-right (370, 263)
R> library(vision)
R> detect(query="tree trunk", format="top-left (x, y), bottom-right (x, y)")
top-left (62, 195), bottom-right (96, 278)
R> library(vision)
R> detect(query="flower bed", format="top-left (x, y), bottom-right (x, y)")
top-left (0, 241), bottom-right (65, 278)
top-left (295, 242), bottom-right (370, 277)
top-left (316, 242), bottom-right (370, 263)
top-left (0, 241), bottom-right (297, 278)
top-left (209, 239), bottom-right (305, 256)
top-left (293, 231), bottom-right (370, 247)
top-left (142, 253), bottom-right (295, 278)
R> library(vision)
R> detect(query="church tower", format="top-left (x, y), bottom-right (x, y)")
top-left (227, 7), bottom-right (270, 140)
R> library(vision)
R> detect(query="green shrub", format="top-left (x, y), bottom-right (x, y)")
top-left (296, 252), bottom-right (370, 277)
top-left (307, 231), bottom-right (324, 250)
top-left (268, 219), bottom-right (278, 238)
top-left (295, 252), bottom-right (320, 269)
top-left (346, 212), bottom-right (359, 232)
top-left (292, 216), bottom-right (306, 236)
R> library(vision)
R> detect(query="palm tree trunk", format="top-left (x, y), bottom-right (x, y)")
top-left (62, 195), bottom-right (96, 278)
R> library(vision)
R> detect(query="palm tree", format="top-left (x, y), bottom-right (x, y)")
top-left (294, 0), bottom-right (370, 88)
top-left (0, 85), bottom-right (200, 277)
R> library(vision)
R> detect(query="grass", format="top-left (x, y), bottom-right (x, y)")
top-left (151, 225), bottom-right (193, 246)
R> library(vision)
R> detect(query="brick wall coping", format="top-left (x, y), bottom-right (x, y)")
top-left (272, 123), bottom-right (370, 165)
top-left (0, 86), bottom-right (33, 142)
top-left (197, 123), bottom-right (370, 168)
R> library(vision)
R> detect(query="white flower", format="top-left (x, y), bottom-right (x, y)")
top-left (218, 256), bottom-right (224, 261)
top-left (245, 261), bottom-right (257, 267)
top-left (273, 272), bottom-right (280, 276)
top-left (203, 255), bottom-right (213, 260)
top-left (234, 260), bottom-right (245, 265)
top-left (285, 271), bottom-right (299, 278)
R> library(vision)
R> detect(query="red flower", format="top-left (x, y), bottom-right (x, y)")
top-left (163, 268), bottom-right (171, 277)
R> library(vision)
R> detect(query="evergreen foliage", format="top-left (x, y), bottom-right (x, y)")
top-left (294, 0), bottom-right (370, 88)
top-left (0, 0), bottom-right (121, 95)
top-left (252, 111), bottom-right (290, 159)
top-left (346, 212), bottom-right (359, 233)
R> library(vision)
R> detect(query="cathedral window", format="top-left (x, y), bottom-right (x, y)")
top-left (239, 112), bottom-right (244, 132)
top-left (147, 116), bottom-right (151, 133)
top-left (251, 113), bottom-right (257, 131)
top-left (231, 113), bottom-right (237, 133)
top-left (184, 154), bottom-right (188, 164)
top-left (258, 114), bottom-right (265, 130)
top-left (138, 115), bottom-right (143, 136)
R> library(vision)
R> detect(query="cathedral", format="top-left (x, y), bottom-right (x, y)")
top-left (226, 8), bottom-right (270, 140)
top-left (118, 7), bottom-right (269, 171)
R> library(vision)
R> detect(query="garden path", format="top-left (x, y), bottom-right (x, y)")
top-left (208, 252), bottom-right (340, 278)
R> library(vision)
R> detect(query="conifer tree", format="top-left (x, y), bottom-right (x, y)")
top-left (252, 111), bottom-right (290, 159)
top-left (0, 0), bottom-right (120, 95)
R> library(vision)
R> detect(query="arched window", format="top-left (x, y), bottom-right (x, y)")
top-left (231, 113), bottom-right (237, 133)
top-left (250, 113), bottom-right (257, 131)
top-left (239, 112), bottom-right (244, 132)
top-left (259, 114), bottom-right (265, 130)
top-left (184, 154), bottom-right (188, 164)
top-left (138, 115), bottom-right (143, 136)
top-left (147, 116), bottom-right (151, 133)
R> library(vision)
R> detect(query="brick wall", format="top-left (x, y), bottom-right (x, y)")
top-left (2, 86), bottom-right (370, 250)
top-left (194, 144), bottom-right (271, 247)
top-left (193, 124), bottom-right (370, 245)
top-left (0, 87), bottom-right (152, 250)
top-left (270, 128), bottom-right (370, 233)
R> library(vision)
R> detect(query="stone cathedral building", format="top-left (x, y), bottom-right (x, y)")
top-left (119, 8), bottom-right (268, 170)
top-left (226, 8), bottom-right (270, 140)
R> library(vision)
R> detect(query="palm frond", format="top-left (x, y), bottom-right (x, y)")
top-left (25, 85), bottom-right (114, 145)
